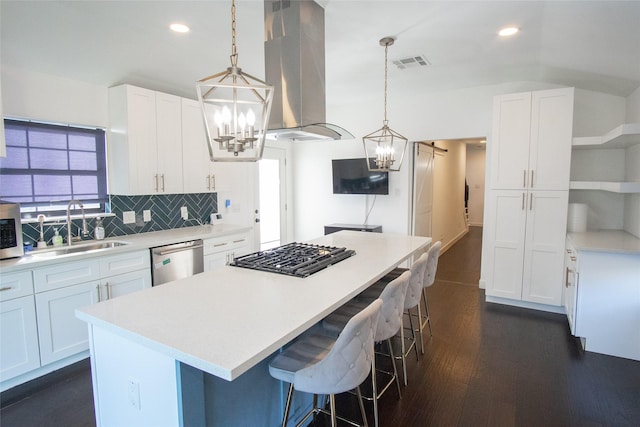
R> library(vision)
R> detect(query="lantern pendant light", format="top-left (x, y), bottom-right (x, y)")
top-left (196, 0), bottom-right (274, 162)
top-left (362, 37), bottom-right (408, 172)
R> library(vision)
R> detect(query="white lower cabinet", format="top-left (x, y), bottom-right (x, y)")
top-left (485, 189), bottom-right (569, 306)
top-left (0, 295), bottom-right (40, 381)
top-left (33, 251), bottom-right (151, 365)
top-left (563, 244), bottom-right (578, 334)
top-left (35, 280), bottom-right (100, 365)
top-left (203, 232), bottom-right (251, 272)
top-left (566, 245), bottom-right (640, 361)
top-left (0, 271), bottom-right (40, 382)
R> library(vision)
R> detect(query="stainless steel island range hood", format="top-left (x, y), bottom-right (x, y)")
top-left (264, 0), bottom-right (353, 141)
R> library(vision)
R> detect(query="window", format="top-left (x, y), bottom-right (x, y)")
top-left (0, 119), bottom-right (107, 217)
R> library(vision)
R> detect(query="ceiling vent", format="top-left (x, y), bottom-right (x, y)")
top-left (393, 55), bottom-right (431, 70)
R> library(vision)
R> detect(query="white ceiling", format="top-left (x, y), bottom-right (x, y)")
top-left (2, 0), bottom-right (639, 107)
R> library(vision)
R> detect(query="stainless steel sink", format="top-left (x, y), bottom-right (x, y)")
top-left (26, 241), bottom-right (129, 258)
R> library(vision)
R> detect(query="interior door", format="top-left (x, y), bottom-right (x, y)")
top-left (412, 143), bottom-right (434, 237)
top-left (258, 147), bottom-right (287, 250)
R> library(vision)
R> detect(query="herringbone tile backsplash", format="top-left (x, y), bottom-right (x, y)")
top-left (22, 193), bottom-right (217, 244)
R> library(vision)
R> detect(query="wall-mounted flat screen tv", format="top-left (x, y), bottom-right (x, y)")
top-left (332, 158), bottom-right (389, 195)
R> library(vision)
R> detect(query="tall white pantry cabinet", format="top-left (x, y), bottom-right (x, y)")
top-left (484, 88), bottom-right (574, 308)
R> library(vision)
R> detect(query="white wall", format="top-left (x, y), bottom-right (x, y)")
top-left (624, 86), bottom-right (640, 237)
top-left (466, 145), bottom-right (486, 226)
top-left (2, 65), bottom-right (108, 127)
top-left (432, 140), bottom-right (467, 248)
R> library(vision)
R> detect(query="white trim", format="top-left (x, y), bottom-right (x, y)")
top-left (485, 295), bottom-right (564, 314)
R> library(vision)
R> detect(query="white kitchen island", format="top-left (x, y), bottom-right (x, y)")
top-left (76, 231), bottom-right (430, 426)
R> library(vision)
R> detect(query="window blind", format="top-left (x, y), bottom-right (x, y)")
top-left (0, 119), bottom-right (107, 216)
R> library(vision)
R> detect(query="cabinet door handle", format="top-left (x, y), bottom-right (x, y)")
top-left (529, 193), bottom-right (533, 210)
top-left (154, 174), bottom-right (159, 192)
top-left (211, 174), bottom-right (216, 191)
top-left (96, 284), bottom-right (102, 302)
top-left (523, 170), bottom-right (527, 187)
top-left (161, 174), bottom-right (165, 192)
top-left (522, 193), bottom-right (525, 210)
top-left (0, 286), bottom-right (13, 292)
top-left (206, 175), bottom-right (211, 191)
top-left (530, 170), bottom-right (534, 188)
top-left (565, 267), bottom-right (572, 288)
top-left (105, 282), bottom-right (112, 300)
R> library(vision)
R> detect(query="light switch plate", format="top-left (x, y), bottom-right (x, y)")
top-left (123, 211), bottom-right (136, 224)
top-left (180, 206), bottom-right (188, 220)
top-left (143, 210), bottom-right (151, 222)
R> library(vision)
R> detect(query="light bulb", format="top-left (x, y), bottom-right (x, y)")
top-left (222, 106), bottom-right (231, 124)
top-left (246, 109), bottom-right (256, 126)
top-left (238, 113), bottom-right (246, 134)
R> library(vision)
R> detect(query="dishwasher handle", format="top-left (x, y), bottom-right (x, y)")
top-left (157, 243), bottom-right (203, 256)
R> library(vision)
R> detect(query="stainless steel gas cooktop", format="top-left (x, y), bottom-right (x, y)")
top-left (229, 242), bottom-right (356, 278)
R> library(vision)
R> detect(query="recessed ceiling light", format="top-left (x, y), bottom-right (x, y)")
top-left (170, 23), bottom-right (190, 33)
top-left (498, 26), bottom-right (519, 37)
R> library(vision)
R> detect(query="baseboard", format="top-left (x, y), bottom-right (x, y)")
top-left (441, 227), bottom-right (469, 254)
top-left (0, 355), bottom-right (90, 405)
top-left (485, 295), bottom-right (565, 314)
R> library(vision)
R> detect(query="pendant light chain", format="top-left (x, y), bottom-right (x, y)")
top-left (230, 0), bottom-right (238, 66)
top-left (383, 41), bottom-right (389, 125)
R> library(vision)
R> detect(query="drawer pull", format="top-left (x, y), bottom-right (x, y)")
top-left (530, 170), bottom-right (534, 188)
top-left (0, 286), bottom-right (13, 292)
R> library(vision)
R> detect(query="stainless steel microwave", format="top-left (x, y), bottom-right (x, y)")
top-left (0, 202), bottom-right (24, 259)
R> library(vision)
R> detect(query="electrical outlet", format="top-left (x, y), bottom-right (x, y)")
top-left (143, 210), bottom-right (151, 222)
top-left (127, 378), bottom-right (141, 410)
top-left (123, 211), bottom-right (136, 224)
top-left (181, 206), bottom-right (188, 220)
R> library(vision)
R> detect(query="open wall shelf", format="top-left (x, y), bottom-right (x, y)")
top-left (572, 123), bottom-right (640, 149)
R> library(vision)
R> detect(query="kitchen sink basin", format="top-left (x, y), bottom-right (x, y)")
top-left (26, 241), bottom-right (129, 258)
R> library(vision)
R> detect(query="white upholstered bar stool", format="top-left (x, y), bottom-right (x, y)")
top-left (357, 252), bottom-right (429, 386)
top-left (269, 299), bottom-right (382, 427)
top-left (375, 241), bottom-right (442, 354)
top-left (322, 271), bottom-right (411, 427)
top-left (420, 241), bottom-right (441, 341)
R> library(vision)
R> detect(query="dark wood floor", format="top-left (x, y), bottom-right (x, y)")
top-left (2, 226), bottom-right (639, 426)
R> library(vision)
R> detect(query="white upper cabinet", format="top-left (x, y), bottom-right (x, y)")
top-left (108, 85), bottom-right (183, 195)
top-left (490, 88), bottom-right (574, 191)
top-left (155, 92), bottom-right (183, 194)
top-left (182, 98), bottom-right (216, 193)
top-left (490, 91), bottom-right (532, 190)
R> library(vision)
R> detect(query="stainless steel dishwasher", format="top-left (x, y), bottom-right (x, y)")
top-left (150, 239), bottom-right (204, 286)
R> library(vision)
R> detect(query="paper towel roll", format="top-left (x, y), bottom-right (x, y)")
top-left (567, 203), bottom-right (588, 232)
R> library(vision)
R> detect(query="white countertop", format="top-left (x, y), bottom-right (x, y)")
top-left (76, 231), bottom-right (430, 381)
top-left (0, 224), bottom-right (252, 272)
top-left (567, 230), bottom-right (640, 254)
